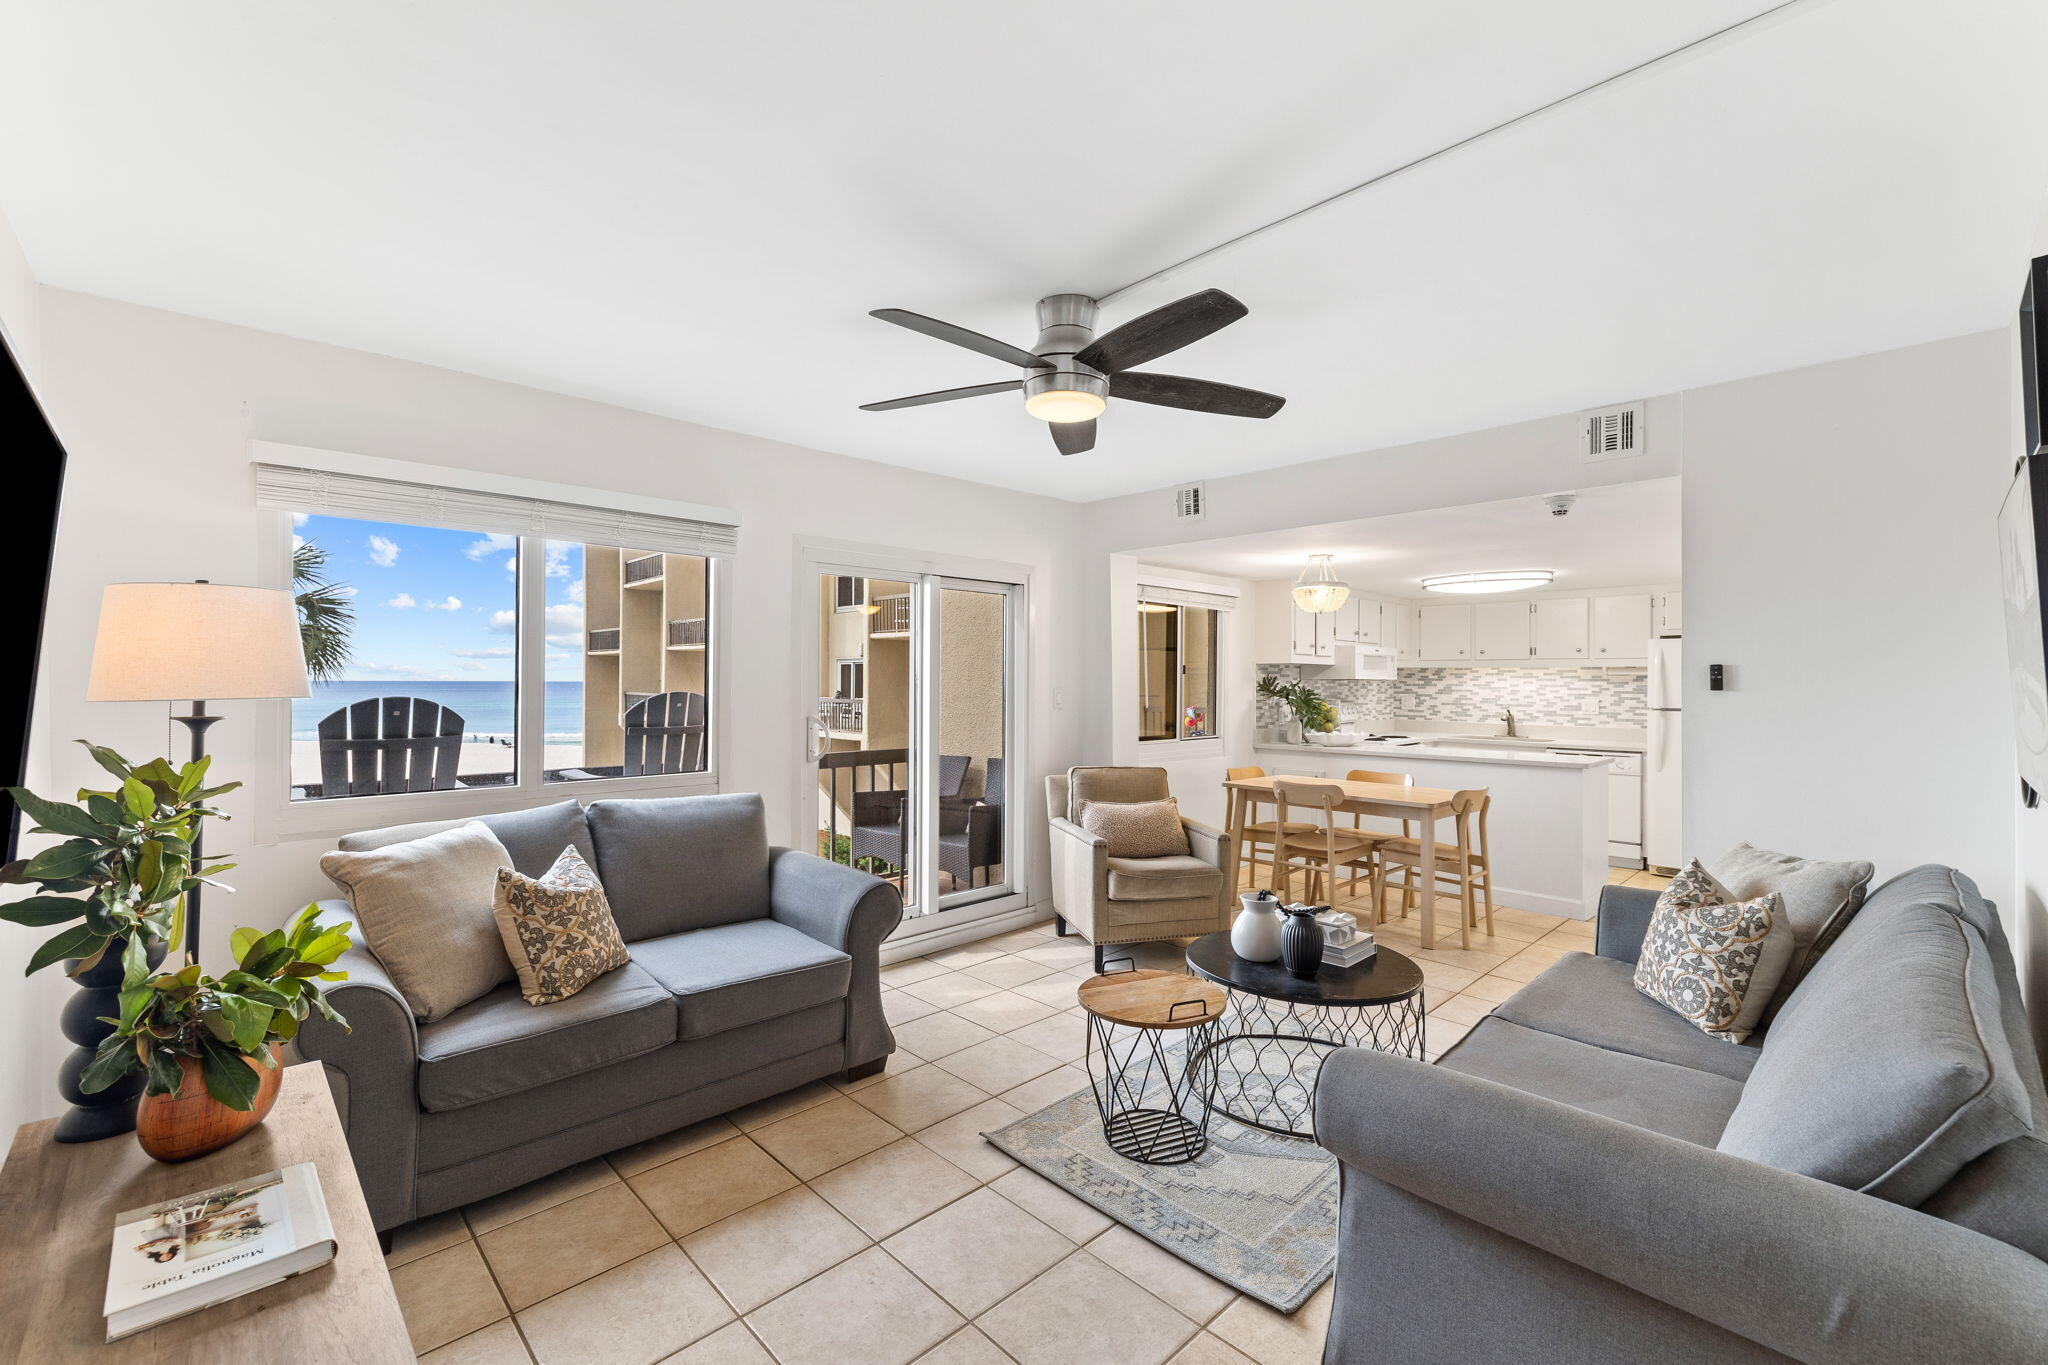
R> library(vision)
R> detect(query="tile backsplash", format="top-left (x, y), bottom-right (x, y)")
top-left (1257, 664), bottom-right (1647, 730)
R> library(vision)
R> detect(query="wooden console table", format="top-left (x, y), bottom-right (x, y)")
top-left (0, 1062), bottom-right (412, 1363)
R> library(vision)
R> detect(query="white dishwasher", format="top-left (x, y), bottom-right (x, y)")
top-left (1548, 749), bottom-right (1645, 868)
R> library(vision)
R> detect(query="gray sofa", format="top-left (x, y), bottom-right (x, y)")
top-left (1315, 865), bottom-right (2048, 1364)
top-left (297, 793), bottom-right (901, 1232)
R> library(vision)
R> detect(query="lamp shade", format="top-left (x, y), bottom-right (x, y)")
top-left (87, 582), bottom-right (310, 701)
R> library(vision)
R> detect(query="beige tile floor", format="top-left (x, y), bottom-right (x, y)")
top-left (388, 867), bottom-right (1672, 1365)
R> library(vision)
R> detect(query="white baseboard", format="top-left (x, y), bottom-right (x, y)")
top-left (880, 900), bottom-right (1057, 964)
top-left (1486, 885), bottom-right (1595, 921)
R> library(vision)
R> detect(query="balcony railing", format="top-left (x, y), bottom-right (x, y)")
top-left (818, 697), bottom-right (864, 733)
top-left (870, 594), bottom-right (911, 635)
top-left (624, 554), bottom-right (663, 585)
top-left (587, 627), bottom-right (621, 653)
top-left (668, 616), bottom-right (708, 648)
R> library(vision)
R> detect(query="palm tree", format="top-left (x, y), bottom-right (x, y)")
top-left (293, 540), bottom-right (355, 681)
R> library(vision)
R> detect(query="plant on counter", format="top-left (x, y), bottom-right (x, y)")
top-left (79, 904), bottom-right (352, 1110)
top-left (1, 742), bottom-right (243, 975)
top-left (1258, 676), bottom-right (1339, 734)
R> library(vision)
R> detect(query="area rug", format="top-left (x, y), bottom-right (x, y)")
top-left (981, 1046), bottom-right (1336, 1312)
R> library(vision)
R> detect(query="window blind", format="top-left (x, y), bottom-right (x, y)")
top-left (253, 462), bottom-right (739, 558)
top-left (1137, 583), bottom-right (1236, 612)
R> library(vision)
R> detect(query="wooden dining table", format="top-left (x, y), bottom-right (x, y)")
top-left (1222, 772), bottom-right (1468, 951)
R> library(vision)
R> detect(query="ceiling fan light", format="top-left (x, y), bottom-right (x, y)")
top-left (1421, 570), bottom-right (1556, 594)
top-left (1291, 554), bottom-right (1350, 613)
top-left (1024, 388), bottom-right (1108, 423)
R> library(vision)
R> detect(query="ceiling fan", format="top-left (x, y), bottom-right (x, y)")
top-left (858, 290), bottom-right (1285, 455)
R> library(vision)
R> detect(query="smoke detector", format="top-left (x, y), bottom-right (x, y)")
top-left (1543, 492), bottom-right (1577, 517)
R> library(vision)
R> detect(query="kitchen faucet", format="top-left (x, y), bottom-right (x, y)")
top-left (1501, 708), bottom-right (1519, 738)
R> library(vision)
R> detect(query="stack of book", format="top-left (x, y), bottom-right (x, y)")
top-left (1322, 931), bottom-right (1378, 969)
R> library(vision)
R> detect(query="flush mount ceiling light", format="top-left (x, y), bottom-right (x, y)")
top-left (1291, 554), bottom-right (1351, 613)
top-left (1421, 570), bottom-right (1555, 594)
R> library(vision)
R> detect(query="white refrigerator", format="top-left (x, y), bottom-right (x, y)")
top-left (1645, 638), bottom-right (1683, 869)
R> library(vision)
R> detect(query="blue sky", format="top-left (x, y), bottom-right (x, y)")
top-left (295, 514), bottom-right (585, 683)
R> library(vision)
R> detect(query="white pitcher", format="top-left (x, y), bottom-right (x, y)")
top-left (1232, 891), bottom-right (1284, 962)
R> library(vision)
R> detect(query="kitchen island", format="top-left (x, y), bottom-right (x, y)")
top-left (1250, 738), bottom-right (1615, 920)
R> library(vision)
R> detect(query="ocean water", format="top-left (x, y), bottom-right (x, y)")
top-left (294, 681), bottom-right (584, 741)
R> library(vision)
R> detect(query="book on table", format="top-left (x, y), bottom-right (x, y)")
top-left (103, 1161), bottom-right (336, 1341)
top-left (1323, 933), bottom-right (1379, 968)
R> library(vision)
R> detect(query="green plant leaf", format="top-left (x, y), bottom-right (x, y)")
top-left (77, 741), bottom-right (136, 784)
top-left (27, 923), bottom-right (102, 976)
top-left (120, 777), bottom-right (156, 819)
top-left (77, 1032), bottom-right (139, 1094)
top-left (84, 793), bottom-right (126, 827)
top-left (8, 788), bottom-right (105, 840)
top-left (229, 926), bottom-right (258, 965)
top-left (269, 1010), bottom-right (300, 1042)
top-left (120, 930), bottom-right (150, 988)
top-left (197, 1039), bottom-right (260, 1111)
top-left (144, 1046), bottom-right (185, 1097)
top-left (118, 982), bottom-right (153, 1030)
top-left (286, 903), bottom-right (322, 941)
top-left (301, 930), bottom-right (353, 966)
top-left (0, 894), bottom-right (89, 927)
top-left (177, 754), bottom-right (212, 798)
top-left (22, 840), bottom-right (102, 885)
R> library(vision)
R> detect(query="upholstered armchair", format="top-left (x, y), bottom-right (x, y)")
top-left (1043, 766), bottom-right (1235, 970)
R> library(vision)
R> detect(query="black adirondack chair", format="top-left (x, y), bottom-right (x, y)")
top-left (317, 696), bottom-right (466, 796)
top-left (623, 691), bottom-right (708, 776)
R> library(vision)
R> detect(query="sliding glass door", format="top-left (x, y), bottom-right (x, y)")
top-left (807, 567), bottom-right (1019, 927)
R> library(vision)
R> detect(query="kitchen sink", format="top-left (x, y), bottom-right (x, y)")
top-left (1421, 735), bottom-right (1558, 750)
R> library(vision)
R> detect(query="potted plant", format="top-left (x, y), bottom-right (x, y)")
top-left (81, 904), bottom-right (352, 1161)
top-left (1257, 676), bottom-right (1339, 742)
top-left (1, 743), bottom-right (243, 1141)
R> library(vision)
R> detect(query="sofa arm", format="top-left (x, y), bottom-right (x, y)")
top-left (1594, 883), bottom-right (1660, 962)
top-left (768, 848), bottom-right (903, 1070)
top-left (1315, 1049), bottom-right (2048, 1365)
top-left (1047, 816), bottom-right (1109, 931)
top-left (293, 903), bottom-right (421, 1231)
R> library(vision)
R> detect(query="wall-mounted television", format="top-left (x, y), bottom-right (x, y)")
top-left (1, 328), bottom-right (67, 860)
top-left (2000, 255), bottom-right (2048, 804)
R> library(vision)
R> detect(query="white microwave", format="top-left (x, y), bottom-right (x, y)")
top-left (1300, 644), bottom-right (1398, 681)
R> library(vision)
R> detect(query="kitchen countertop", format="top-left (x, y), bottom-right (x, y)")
top-left (1253, 740), bottom-right (1614, 769)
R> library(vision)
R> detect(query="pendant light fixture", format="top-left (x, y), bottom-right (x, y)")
top-left (1291, 554), bottom-right (1350, 613)
top-left (1421, 569), bottom-right (1555, 594)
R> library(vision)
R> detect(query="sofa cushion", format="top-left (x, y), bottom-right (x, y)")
top-left (320, 822), bottom-right (516, 1023)
top-left (1440, 1017), bottom-right (1746, 1146)
top-left (1490, 953), bottom-right (1761, 1083)
top-left (1702, 842), bottom-right (1873, 1017)
top-left (1717, 891), bottom-right (2032, 1205)
top-left (415, 960), bottom-right (676, 1112)
top-left (336, 798), bottom-right (596, 880)
top-left (1106, 853), bottom-right (1222, 902)
top-left (632, 919), bottom-right (852, 1040)
top-left (586, 793), bottom-right (772, 939)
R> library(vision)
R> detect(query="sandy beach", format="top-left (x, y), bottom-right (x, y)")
top-left (291, 737), bottom-right (589, 788)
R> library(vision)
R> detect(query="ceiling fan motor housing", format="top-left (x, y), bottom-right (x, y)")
top-left (1026, 293), bottom-right (1108, 405)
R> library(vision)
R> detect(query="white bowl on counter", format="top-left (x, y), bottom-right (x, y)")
top-left (1304, 731), bottom-right (1362, 747)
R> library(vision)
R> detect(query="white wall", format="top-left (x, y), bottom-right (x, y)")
top-left (2, 287), bottom-right (1091, 1135)
top-left (1683, 329), bottom-right (2017, 917)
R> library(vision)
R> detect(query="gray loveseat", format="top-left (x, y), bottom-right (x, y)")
top-left (297, 793), bottom-right (901, 1232)
top-left (1315, 865), bottom-right (2048, 1364)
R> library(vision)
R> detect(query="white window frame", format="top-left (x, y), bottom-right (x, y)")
top-left (833, 658), bottom-right (865, 700)
top-left (1137, 601), bottom-right (1223, 745)
top-left (254, 513), bottom-right (729, 846)
top-left (832, 576), bottom-right (868, 613)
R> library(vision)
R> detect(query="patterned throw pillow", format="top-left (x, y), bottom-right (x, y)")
top-left (491, 846), bottom-right (631, 1006)
top-left (1078, 798), bottom-right (1191, 859)
top-left (1633, 860), bottom-right (1794, 1044)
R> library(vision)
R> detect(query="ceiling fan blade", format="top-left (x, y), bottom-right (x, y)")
top-left (1075, 289), bottom-right (1248, 372)
top-left (1111, 371), bottom-right (1285, 419)
top-left (859, 380), bottom-right (1023, 412)
top-left (870, 309), bottom-right (1049, 371)
top-left (1050, 419), bottom-right (1097, 456)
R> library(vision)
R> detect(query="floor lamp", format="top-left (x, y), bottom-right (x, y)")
top-left (87, 580), bottom-right (309, 961)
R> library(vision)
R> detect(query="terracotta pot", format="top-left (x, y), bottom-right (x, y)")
top-left (135, 1043), bottom-right (283, 1163)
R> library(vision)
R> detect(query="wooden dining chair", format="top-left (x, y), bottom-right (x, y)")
top-left (1378, 788), bottom-right (1494, 942)
top-left (1225, 765), bottom-right (1314, 892)
top-left (1342, 769), bottom-right (1413, 913)
top-left (1271, 778), bottom-right (1383, 905)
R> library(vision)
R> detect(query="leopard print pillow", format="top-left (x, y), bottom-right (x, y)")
top-left (1633, 859), bottom-right (1793, 1044)
top-left (491, 846), bottom-right (630, 1006)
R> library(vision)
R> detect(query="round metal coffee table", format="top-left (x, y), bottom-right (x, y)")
top-left (1184, 931), bottom-right (1426, 1140)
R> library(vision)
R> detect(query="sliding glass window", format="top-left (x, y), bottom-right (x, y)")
top-left (1138, 600), bottom-right (1220, 743)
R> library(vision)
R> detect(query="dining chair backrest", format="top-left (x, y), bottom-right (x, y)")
top-left (1271, 777), bottom-right (1347, 824)
top-left (1225, 765), bottom-right (1265, 782)
top-left (1344, 769), bottom-right (1411, 787)
top-left (1452, 788), bottom-right (1492, 857)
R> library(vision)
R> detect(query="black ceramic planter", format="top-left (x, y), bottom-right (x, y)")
top-left (53, 940), bottom-right (165, 1143)
top-left (1280, 906), bottom-right (1326, 979)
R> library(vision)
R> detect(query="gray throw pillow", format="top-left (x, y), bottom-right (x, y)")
top-left (320, 821), bottom-right (516, 1022)
top-left (1703, 842), bottom-right (1874, 1015)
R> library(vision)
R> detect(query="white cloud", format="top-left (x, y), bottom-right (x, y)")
top-left (489, 603), bottom-right (582, 638)
top-left (292, 534), bottom-right (304, 551)
top-left (384, 593), bottom-right (417, 609)
top-left (334, 585), bottom-right (358, 597)
top-left (503, 555), bottom-right (517, 576)
top-left (489, 609), bottom-right (517, 634)
top-left (292, 513), bottom-right (308, 528)
top-left (367, 535), bottom-right (400, 567)
top-left (458, 661), bottom-right (487, 672)
top-left (425, 596), bottom-right (462, 611)
top-left (464, 532), bottom-right (516, 561)
top-left (543, 544), bottom-right (574, 579)
top-left (450, 647), bottom-right (515, 658)
top-left (567, 577), bottom-right (585, 604)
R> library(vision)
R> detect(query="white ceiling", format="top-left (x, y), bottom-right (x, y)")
top-left (1137, 479), bottom-right (1682, 595)
top-left (1, 2), bottom-right (2044, 501)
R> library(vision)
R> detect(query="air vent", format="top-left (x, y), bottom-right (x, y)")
top-left (1581, 403), bottom-right (1645, 461)
top-left (1172, 482), bottom-right (1205, 522)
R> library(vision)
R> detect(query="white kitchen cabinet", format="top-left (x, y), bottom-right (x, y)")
top-left (1533, 597), bottom-right (1591, 661)
top-left (1653, 592), bottom-right (1683, 637)
top-left (1383, 601), bottom-right (1408, 659)
top-left (1292, 602), bottom-right (1335, 661)
top-left (1472, 601), bottom-right (1531, 660)
top-left (1417, 604), bottom-right (1473, 661)
top-left (1590, 594), bottom-right (1654, 662)
top-left (1351, 596), bottom-right (1383, 645)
